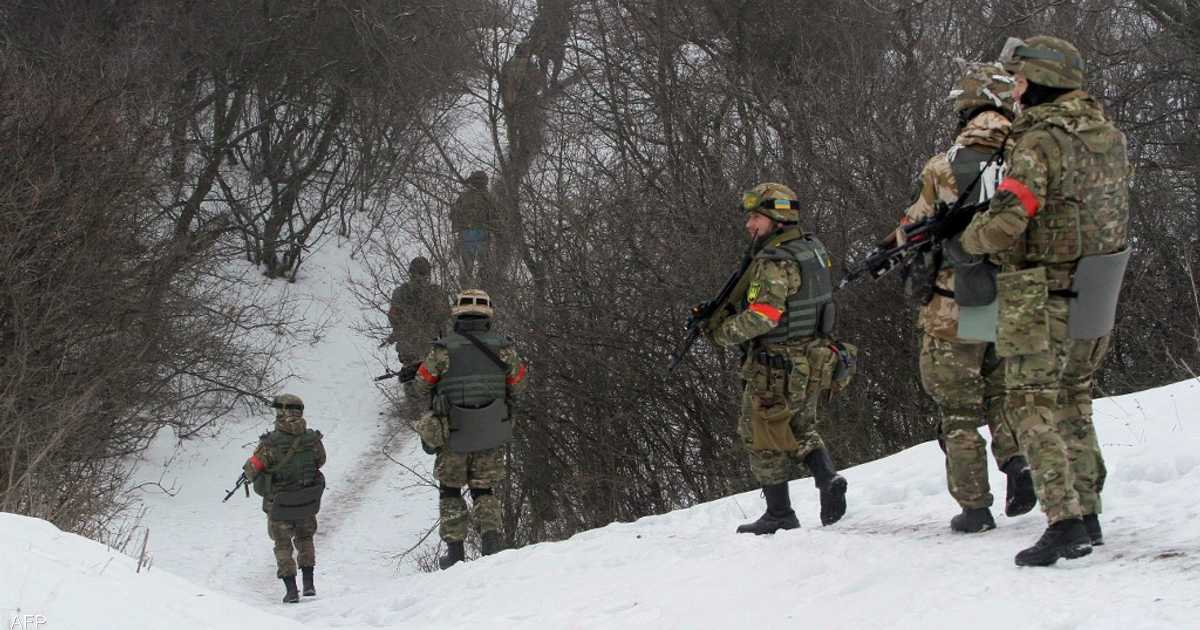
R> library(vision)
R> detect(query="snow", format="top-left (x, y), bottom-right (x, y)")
top-left (3, 239), bottom-right (1198, 629)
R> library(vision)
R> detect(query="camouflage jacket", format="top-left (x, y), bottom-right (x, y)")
top-left (411, 327), bottom-right (528, 411)
top-left (902, 111), bottom-right (1010, 339)
top-left (961, 91), bottom-right (1131, 286)
top-left (450, 187), bottom-right (497, 233)
top-left (388, 279), bottom-right (450, 362)
top-left (709, 232), bottom-right (806, 349)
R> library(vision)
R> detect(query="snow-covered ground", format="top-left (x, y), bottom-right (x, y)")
top-left (3, 240), bottom-right (1198, 629)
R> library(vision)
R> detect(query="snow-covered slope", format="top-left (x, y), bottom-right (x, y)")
top-left (4, 238), bottom-right (1197, 629)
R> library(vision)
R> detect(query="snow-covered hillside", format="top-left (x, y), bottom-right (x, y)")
top-left (2, 239), bottom-right (1198, 629)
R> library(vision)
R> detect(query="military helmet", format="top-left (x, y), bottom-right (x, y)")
top-left (467, 170), bottom-right (488, 189)
top-left (409, 256), bottom-right (431, 277)
top-left (271, 393), bottom-right (304, 418)
top-left (451, 289), bottom-right (494, 319)
top-left (948, 61), bottom-right (1016, 117)
top-left (741, 182), bottom-right (800, 224)
top-left (999, 35), bottom-right (1084, 90)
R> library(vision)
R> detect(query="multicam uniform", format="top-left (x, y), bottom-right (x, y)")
top-left (962, 86), bottom-right (1126, 528)
top-left (388, 276), bottom-right (449, 365)
top-left (411, 319), bottom-right (528, 544)
top-left (905, 110), bottom-right (1024, 514)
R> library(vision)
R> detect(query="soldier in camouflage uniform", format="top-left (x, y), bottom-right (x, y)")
top-left (962, 36), bottom-right (1129, 566)
top-left (450, 171), bottom-right (499, 286)
top-left (898, 63), bottom-right (1036, 533)
top-left (242, 393), bottom-right (327, 602)
top-left (411, 289), bottom-right (528, 569)
top-left (386, 256), bottom-right (450, 366)
top-left (704, 183), bottom-right (850, 534)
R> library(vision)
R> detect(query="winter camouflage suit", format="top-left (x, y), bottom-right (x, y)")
top-left (962, 87), bottom-right (1127, 528)
top-left (244, 403), bottom-right (327, 579)
top-left (411, 318), bottom-right (527, 543)
top-left (904, 110), bottom-right (1023, 512)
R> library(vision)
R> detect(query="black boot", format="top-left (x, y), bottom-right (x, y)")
top-left (480, 531), bottom-right (502, 556)
top-left (438, 540), bottom-right (465, 570)
top-left (950, 507), bottom-right (996, 533)
top-left (281, 576), bottom-right (300, 603)
top-left (1002, 456), bottom-right (1037, 517)
top-left (300, 566), bottom-right (315, 597)
top-left (1014, 518), bottom-right (1093, 567)
top-left (1083, 513), bottom-right (1104, 546)
top-left (736, 483), bottom-right (800, 535)
top-left (804, 448), bottom-right (848, 526)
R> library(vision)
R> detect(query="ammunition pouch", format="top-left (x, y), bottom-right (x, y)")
top-left (945, 238), bottom-right (998, 307)
top-left (269, 471), bottom-right (325, 521)
top-left (252, 472), bottom-right (271, 498)
top-left (996, 267), bottom-right (1051, 357)
top-left (1065, 249), bottom-right (1131, 339)
top-left (446, 399), bottom-right (512, 453)
top-left (819, 302), bottom-right (837, 336)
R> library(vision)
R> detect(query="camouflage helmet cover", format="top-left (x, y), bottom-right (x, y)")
top-left (948, 61), bottom-right (1016, 116)
top-left (409, 256), bottom-right (431, 277)
top-left (741, 182), bottom-right (800, 224)
top-left (999, 35), bottom-right (1084, 90)
top-left (272, 393), bottom-right (304, 418)
top-left (451, 288), bottom-right (494, 319)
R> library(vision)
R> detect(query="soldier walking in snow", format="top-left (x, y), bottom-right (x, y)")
top-left (242, 393), bottom-right (327, 602)
top-left (410, 289), bottom-right (528, 568)
top-left (897, 62), bottom-right (1036, 533)
top-left (385, 255), bottom-right (450, 367)
top-left (961, 36), bottom-right (1130, 566)
top-left (701, 183), bottom-right (854, 534)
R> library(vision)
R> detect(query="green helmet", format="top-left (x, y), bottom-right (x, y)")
top-left (409, 256), bottom-right (431, 277)
top-left (999, 35), bottom-right (1084, 90)
top-left (272, 393), bottom-right (304, 418)
top-left (949, 61), bottom-right (1016, 117)
top-left (741, 182), bottom-right (800, 224)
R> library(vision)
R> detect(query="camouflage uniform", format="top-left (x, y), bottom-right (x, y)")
top-left (707, 183), bottom-right (850, 532)
top-left (243, 394), bottom-right (326, 601)
top-left (963, 37), bottom-right (1128, 564)
top-left (387, 257), bottom-right (450, 366)
top-left (411, 293), bottom-right (527, 551)
top-left (905, 108), bottom-right (1024, 514)
top-left (449, 171), bottom-right (499, 285)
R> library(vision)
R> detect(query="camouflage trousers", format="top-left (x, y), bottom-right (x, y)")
top-left (736, 375), bottom-right (826, 486)
top-left (268, 516), bottom-right (317, 578)
top-left (1005, 298), bottom-right (1108, 525)
top-left (919, 333), bottom-right (1021, 509)
top-left (435, 447), bottom-right (505, 542)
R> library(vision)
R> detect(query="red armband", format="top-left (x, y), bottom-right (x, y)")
top-left (749, 303), bottom-right (783, 323)
top-left (417, 363), bottom-right (439, 384)
top-left (998, 178), bottom-right (1041, 217)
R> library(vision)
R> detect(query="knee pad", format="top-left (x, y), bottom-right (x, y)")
top-left (440, 485), bottom-right (463, 499)
top-left (469, 487), bottom-right (493, 500)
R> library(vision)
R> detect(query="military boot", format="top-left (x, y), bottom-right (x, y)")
top-left (480, 531), bottom-right (502, 556)
top-left (300, 566), bottom-right (315, 597)
top-left (1014, 518), bottom-right (1093, 567)
top-left (439, 541), bottom-right (465, 570)
top-left (1002, 456), bottom-right (1037, 517)
top-left (950, 507), bottom-right (996, 533)
top-left (803, 448), bottom-right (848, 525)
top-left (736, 483), bottom-right (800, 535)
top-left (1083, 513), bottom-right (1104, 546)
top-left (281, 576), bottom-right (300, 604)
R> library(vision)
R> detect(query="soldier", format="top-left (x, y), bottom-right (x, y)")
top-left (898, 63), bottom-right (1036, 533)
top-left (386, 256), bottom-right (450, 366)
top-left (705, 183), bottom-right (851, 534)
top-left (410, 289), bottom-right (528, 569)
top-left (449, 172), bottom-right (498, 285)
top-left (961, 36), bottom-right (1129, 566)
top-left (242, 393), bottom-right (327, 602)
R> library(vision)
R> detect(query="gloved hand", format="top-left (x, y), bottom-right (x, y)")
top-left (931, 206), bottom-right (976, 240)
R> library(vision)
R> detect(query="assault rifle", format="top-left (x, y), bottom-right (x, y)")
top-left (374, 363), bottom-right (419, 383)
top-left (669, 241), bottom-right (756, 371)
top-left (223, 471), bottom-right (249, 502)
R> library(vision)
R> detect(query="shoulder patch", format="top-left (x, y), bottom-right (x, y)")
top-left (747, 281), bottom-right (762, 303)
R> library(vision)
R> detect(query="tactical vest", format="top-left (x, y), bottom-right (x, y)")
top-left (754, 231), bottom-right (834, 344)
top-left (1021, 105), bottom-right (1130, 264)
top-left (435, 331), bottom-right (509, 407)
top-left (265, 429), bottom-right (322, 492)
top-left (950, 144), bottom-right (1004, 207)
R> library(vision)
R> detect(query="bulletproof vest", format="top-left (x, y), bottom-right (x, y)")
top-left (1022, 104), bottom-right (1130, 263)
top-left (435, 329), bottom-right (509, 408)
top-left (754, 231), bottom-right (834, 344)
top-left (265, 429), bottom-right (322, 492)
top-left (950, 145), bottom-right (1003, 207)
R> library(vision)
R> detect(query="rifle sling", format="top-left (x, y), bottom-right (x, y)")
top-left (459, 331), bottom-right (510, 372)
